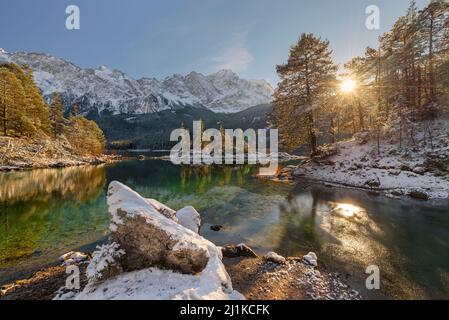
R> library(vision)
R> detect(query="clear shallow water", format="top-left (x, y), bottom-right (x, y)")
top-left (1, 160), bottom-right (449, 299)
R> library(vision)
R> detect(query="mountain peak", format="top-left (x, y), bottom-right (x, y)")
top-left (211, 69), bottom-right (237, 78)
top-left (5, 51), bottom-right (273, 114)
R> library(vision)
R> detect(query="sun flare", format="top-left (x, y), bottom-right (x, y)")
top-left (340, 78), bottom-right (357, 93)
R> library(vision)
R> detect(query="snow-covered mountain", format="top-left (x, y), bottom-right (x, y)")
top-left (0, 49), bottom-right (273, 114)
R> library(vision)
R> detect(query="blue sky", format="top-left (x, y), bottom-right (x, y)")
top-left (0, 0), bottom-right (428, 84)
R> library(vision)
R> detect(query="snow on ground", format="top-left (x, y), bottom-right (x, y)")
top-left (294, 120), bottom-right (449, 200)
top-left (73, 253), bottom-right (244, 300)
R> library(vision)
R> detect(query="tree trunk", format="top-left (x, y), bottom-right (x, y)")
top-left (308, 112), bottom-right (317, 155)
top-left (429, 12), bottom-right (436, 102)
top-left (357, 99), bottom-right (365, 131)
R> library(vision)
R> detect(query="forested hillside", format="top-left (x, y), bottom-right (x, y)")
top-left (0, 63), bottom-right (106, 169)
top-left (271, 0), bottom-right (449, 155)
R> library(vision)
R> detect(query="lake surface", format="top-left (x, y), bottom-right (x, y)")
top-left (1, 160), bottom-right (449, 299)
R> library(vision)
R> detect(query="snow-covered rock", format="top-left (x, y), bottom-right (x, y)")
top-left (59, 251), bottom-right (88, 266)
top-left (72, 263), bottom-right (244, 300)
top-left (264, 252), bottom-right (286, 264)
top-left (146, 198), bottom-right (178, 221)
top-left (0, 49), bottom-right (273, 114)
top-left (86, 243), bottom-right (125, 283)
top-left (176, 206), bottom-right (201, 233)
top-left (56, 181), bottom-right (243, 300)
top-left (303, 252), bottom-right (318, 267)
top-left (108, 181), bottom-right (208, 274)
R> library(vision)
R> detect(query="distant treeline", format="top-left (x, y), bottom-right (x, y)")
top-left (0, 63), bottom-right (105, 156)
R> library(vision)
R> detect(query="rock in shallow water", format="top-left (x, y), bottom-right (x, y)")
top-left (409, 190), bottom-right (429, 201)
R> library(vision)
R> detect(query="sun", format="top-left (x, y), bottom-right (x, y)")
top-left (340, 78), bottom-right (357, 93)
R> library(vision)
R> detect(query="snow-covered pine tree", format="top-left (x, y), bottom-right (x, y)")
top-left (272, 33), bottom-right (337, 154)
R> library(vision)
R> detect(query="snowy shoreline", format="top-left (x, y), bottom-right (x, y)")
top-left (0, 136), bottom-right (121, 172)
top-left (291, 132), bottom-right (449, 200)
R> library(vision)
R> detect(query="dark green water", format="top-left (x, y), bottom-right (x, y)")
top-left (1, 160), bottom-right (449, 299)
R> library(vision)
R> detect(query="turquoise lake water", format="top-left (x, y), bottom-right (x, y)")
top-left (1, 160), bottom-right (449, 299)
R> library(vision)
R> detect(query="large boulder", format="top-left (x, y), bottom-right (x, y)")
top-left (108, 181), bottom-right (208, 274)
top-left (146, 198), bottom-right (178, 221)
top-left (55, 181), bottom-right (244, 300)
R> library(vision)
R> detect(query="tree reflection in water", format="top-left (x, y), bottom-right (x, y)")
top-left (0, 166), bottom-right (107, 276)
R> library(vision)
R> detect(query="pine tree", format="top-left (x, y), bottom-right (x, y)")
top-left (49, 92), bottom-right (65, 138)
top-left (272, 33), bottom-right (337, 154)
top-left (22, 66), bottom-right (51, 133)
top-left (0, 67), bottom-right (33, 137)
top-left (66, 117), bottom-right (106, 156)
top-left (1, 63), bottom-right (51, 133)
top-left (70, 103), bottom-right (81, 118)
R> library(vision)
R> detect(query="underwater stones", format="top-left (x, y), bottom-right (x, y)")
top-left (210, 225), bottom-right (223, 232)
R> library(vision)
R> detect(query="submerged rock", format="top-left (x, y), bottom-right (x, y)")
top-left (210, 225), bottom-right (223, 232)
